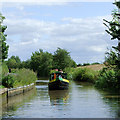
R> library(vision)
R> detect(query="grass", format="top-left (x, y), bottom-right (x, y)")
top-left (77, 64), bottom-right (105, 71)
top-left (64, 67), bottom-right (99, 83)
top-left (0, 85), bottom-right (5, 88)
top-left (2, 68), bottom-right (37, 88)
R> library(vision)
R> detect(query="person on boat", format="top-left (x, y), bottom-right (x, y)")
top-left (59, 75), bottom-right (62, 78)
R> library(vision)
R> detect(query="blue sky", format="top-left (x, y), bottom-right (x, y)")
top-left (1, 1), bottom-right (118, 64)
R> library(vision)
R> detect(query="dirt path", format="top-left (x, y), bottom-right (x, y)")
top-left (78, 64), bottom-right (105, 71)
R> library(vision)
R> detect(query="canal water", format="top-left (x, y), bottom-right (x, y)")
top-left (2, 79), bottom-right (120, 118)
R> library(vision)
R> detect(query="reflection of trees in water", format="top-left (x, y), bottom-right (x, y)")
top-left (74, 81), bottom-right (120, 118)
top-left (2, 87), bottom-right (36, 117)
top-left (49, 90), bottom-right (69, 106)
top-left (102, 95), bottom-right (120, 118)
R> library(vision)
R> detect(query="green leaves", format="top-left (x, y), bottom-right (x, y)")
top-left (53, 48), bottom-right (76, 70)
top-left (30, 48), bottom-right (77, 77)
top-left (0, 13), bottom-right (9, 61)
top-left (2, 68), bottom-right (37, 88)
top-left (103, 1), bottom-right (120, 69)
top-left (30, 49), bottom-right (53, 77)
top-left (103, 2), bottom-right (120, 41)
top-left (7, 56), bottom-right (21, 69)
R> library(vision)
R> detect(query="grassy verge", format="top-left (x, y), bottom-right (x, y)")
top-left (64, 67), bottom-right (98, 83)
top-left (2, 68), bottom-right (37, 88)
top-left (65, 65), bottom-right (120, 92)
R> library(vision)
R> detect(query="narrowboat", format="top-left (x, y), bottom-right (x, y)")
top-left (48, 71), bottom-right (69, 90)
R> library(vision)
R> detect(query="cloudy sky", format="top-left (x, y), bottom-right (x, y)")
top-left (1, 1), bottom-right (118, 64)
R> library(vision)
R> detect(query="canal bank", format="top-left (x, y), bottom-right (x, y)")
top-left (0, 83), bottom-right (36, 119)
top-left (0, 83), bottom-right (35, 104)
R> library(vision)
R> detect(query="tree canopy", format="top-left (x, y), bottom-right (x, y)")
top-left (30, 49), bottom-right (53, 77)
top-left (7, 56), bottom-right (21, 69)
top-left (0, 13), bottom-right (9, 62)
top-left (103, 1), bottom-right (120, 68)
top-left (53, 48), bottom-right (77, 70)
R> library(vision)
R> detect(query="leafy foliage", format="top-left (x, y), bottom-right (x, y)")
top-left (30, 49), bottom-right (53, 77)
top-left (103, 1), bottom-right (120, 68)
top-left (0, 62), bottom-right (9, 85)
top-left (7, 56), bottom-right (21, 69)
top-left (2, 68), bottom-right (37, 88)
top-left (82, 63), bottom-right (90, 66)
top-left (64, 67), bottom-right (98, 83)
top-left (0, 13), bottom-right (9, 61)
top-left (53, 48), bottom-right (76, 70)
top-left (20, 59), bottom-right (31, 69)
top-left (98, 1), bottom-right (120, 92)
top-left (105, 49), bottom-right (118, 66)
top-left (95, 68), bottom-right (120, 91)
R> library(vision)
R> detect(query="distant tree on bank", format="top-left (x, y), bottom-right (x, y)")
top-left (82, 63), bottom-right (90, 66)
top-left (30, 49), bottom-right (53, 77)
top-left (77, 63), bottom-right (82, 67)
top-left (20, 59), bottom-right (31, 69)
top-left (53, 48), bottom-right (77, 70)
top-left (0, 13), bottom-right (9, 62)
top-left (7, 56), bottom-right (21, 69)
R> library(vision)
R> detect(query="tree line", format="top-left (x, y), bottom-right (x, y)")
top-left (6, 48), bottom-right (77, 77)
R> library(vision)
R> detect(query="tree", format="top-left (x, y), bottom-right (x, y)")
top-left (7, 56), bottom-right (21, 69)
top-left (103, 1), bottom-right (120, 68)
top-left (11, 56), bottom-right (21, 63)
top-left (105, 49), bottom-right (118, 66)
top-left (0, 13), bottom-right (9, 62)
top-left (7, 58), bottom-right (17, 69)
top-left (30, 49), bottom-right (53, 77)
top-left (20, 59), bottom-right (31, 69)
top-left (53, 48), bottom-right (76, 70)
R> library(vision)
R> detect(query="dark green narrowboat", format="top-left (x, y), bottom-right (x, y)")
top-left (48, 71), bottom-right (69, 90)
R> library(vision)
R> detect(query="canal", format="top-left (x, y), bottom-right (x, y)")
top-left (2, 79), bottom-right (120, 118)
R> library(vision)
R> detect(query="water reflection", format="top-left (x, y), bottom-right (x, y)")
top-left (101, 92), bottom-right (120, 118)
top-left (2, 87), bottom-right (36, 118)
top-left (2, 79), bottom-right (120, 118)
top-left (49, 90), bottom-right (69, 106)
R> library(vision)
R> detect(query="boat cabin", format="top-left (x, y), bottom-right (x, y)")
top-left (50, 71), bottom-right (67, 81)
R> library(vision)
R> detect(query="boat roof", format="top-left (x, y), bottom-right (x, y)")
top-left (51, 71), bottom-right (67, 74)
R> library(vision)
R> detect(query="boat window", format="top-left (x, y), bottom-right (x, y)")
top-left (62, 73), bottom-right (67, 79)
top-left (50, 74), bottom-right (54, 80)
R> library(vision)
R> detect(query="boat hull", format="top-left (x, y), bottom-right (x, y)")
top-left (48, 80), bottom-right (69, 90)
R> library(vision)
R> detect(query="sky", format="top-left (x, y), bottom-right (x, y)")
top-left (1, 1), bottom-right (118, 64)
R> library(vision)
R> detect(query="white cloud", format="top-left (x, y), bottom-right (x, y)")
top-left (4, 14), bottom-right (117, 63)
top-left (90, 45), bottom-right (107, 52)
top-left (1, 0), bottom-right (114, 3)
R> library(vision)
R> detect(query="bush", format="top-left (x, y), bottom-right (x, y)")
top-left (64, 67), bottom-right (75, 80)
top-left (0, 62), bottom-right (9, 85)
top-left (95, 68), bottom-right (120, 91)
top-left (0, 85), bottom-right (5, 88)
top-left (64, 67), bottom-right (98, 83)
top-left (82, 63), bottom-right (90, 66)
top-left (91, 62), bottom-right (100, 65)
top-left (72, 68), bottom-right (98, 83)
top-left (1, 62), bottom-right (9, 76)
top-left (2, 68), bottom-right (37, 88)
top-left (2, 75), bottom-right (15, 88)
